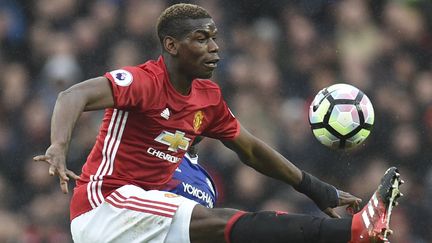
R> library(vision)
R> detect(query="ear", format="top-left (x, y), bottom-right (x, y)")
top-left (163, 36), bottom-right (179, 56)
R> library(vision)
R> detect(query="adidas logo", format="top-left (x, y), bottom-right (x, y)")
top-left (161, 108), bottom-right (170, 120)
top-left (361, 193), bottom-right (379, 229)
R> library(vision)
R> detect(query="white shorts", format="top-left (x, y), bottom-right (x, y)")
top-left (71, 185), bottom-right (198, 243)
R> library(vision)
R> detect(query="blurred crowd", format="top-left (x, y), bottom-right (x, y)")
top-left (0, 0), bottom-right (431, 242)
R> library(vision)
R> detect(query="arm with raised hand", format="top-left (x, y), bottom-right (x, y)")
top-left (223, 125), bottom-right (361, 217)
top-left (33, 77), bottom-right (114, 193)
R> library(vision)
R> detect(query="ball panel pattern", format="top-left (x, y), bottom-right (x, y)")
top-left (308, 83), bottom-right (374, 149)
top-left (312, 128), bottom-right (340, 148)
top-left (328, 104), bottom-right (360, 136)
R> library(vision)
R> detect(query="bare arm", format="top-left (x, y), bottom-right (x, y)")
top-left (223, 125), bottom-right (361, 217)
top-left (223, 125), bottom-right (302, 186)
top-left (34, 76), bottom-right (114, 193)
top-left (50, 76), bottom-right (114, 148)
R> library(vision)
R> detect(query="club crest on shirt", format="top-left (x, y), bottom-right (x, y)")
top-left (193, 111), bottom-right (204, 132)
top-left (110, 69), bottom-right (133, 86)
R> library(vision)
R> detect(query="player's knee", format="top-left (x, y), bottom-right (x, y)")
top-left (190, 205), bottom-right (239, 242)
top-left (191, 205), bottom-right (238, 225)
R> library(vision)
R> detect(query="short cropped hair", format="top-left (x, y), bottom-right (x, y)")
top-left (156, 3), bottom-right (211, 43)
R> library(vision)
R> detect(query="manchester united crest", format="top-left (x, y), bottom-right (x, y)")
top-left (193, 111), bottom-right (204, 132)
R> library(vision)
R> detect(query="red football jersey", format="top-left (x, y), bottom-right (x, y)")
top-left (70, 56), bottom-right (240, 220)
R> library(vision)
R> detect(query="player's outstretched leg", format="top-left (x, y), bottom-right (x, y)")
top-left (350, 167), bottom-right (403, 243)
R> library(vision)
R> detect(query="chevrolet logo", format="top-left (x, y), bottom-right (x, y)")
top-left (154, 130), bottom-right (191, 152)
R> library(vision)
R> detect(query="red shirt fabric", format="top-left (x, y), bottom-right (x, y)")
top-left (70, 56), bottom-right (240, 220)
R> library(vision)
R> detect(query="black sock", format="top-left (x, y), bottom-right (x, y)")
top-left (319, 217), bottom-right (352, 242)
top-left (228, 211), bottom-right (351, 243)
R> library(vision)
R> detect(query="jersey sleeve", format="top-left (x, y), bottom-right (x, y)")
top-left (203, 97), bottom-right (240, 140)
top-left (104, 66), bottom-right (154, 110)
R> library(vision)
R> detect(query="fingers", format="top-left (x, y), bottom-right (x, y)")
top-left (49, 165), bottom-right (56, 176)
top-left (345, 197), bottom-right (362, 206)
top-left (334, 190), bottom-right (363, 215)
top-left (43, 159), bottom-right (80, 194)
top-left (60, 176), bottom-right (69, 194)
top-left (34, 148), bottom-right (80, 194)
top-left (57, 169), bottom-right (76, 194)
top-left (34, 155), bottom-right (57, 177)
top-left (33, 155), bottom-right (50, 163)
top-left (338, 190), bottom-right (362, 206)
top-left (66, 170), bottom-right (81, 180)
top-left (57, 166), bottom-right (74, 194)
top-left (324, 208), bottom-right (341, 218)
top-left (48, 163), bottom-right (80, 181)
top-left (345, 197), bottom-right (361, 214)
top-left (58, 168), bottom-right (70, 181)
top-left (351, 199), bottom-right (361, 211)
top-left (56, 168), bottom-right (81, 194)
top-left (349, 196), bottom-right (362, 204)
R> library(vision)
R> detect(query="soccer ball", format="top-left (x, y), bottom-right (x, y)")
top-left (308, 83), bottom-right (374, 149)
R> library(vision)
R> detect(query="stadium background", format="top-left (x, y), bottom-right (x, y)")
top-left (0, 0), bottom-right (431, 242)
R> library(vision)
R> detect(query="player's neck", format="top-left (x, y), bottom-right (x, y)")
top-left (163, 56), bottom-right (193, 96)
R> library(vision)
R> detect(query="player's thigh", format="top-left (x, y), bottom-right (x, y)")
top-left (71, 185), bottom-right (196, 243)
top-left (164, 198), bottom-right (201, 243)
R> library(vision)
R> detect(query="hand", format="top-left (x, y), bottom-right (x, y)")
top-left (33, 144), bottom-right (80, 194)
top-left (323, 190), bottom-right (362, 218)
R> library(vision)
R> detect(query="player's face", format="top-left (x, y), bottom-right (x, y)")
top-left (177, 18), bottom-right (220, 79)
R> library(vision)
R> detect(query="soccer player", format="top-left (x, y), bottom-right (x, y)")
top-left (34, 3), bottom-right (402, 242)
top-left (70, 141), bottom-right (402, 242)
